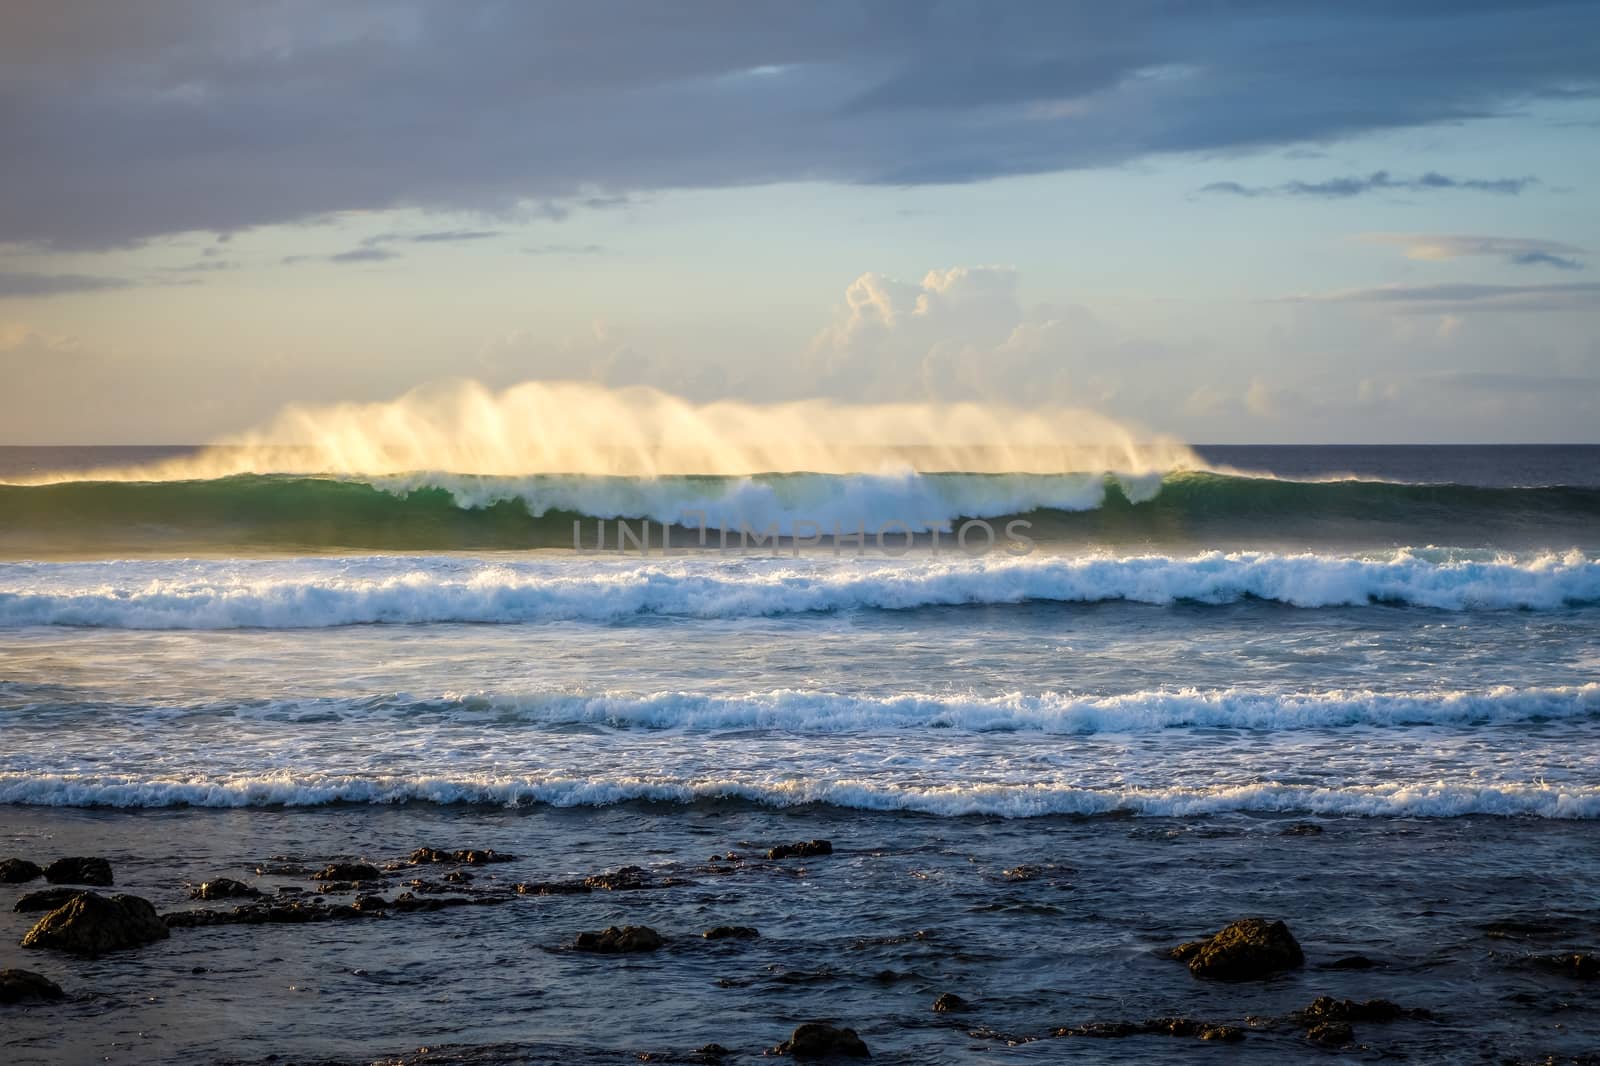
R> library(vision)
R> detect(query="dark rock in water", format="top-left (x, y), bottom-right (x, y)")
top-left (408, 847), bottom-right (515, 866)
top-left (352, 894), bottom-right (389, 912)
top-left (695, 1045), bottom-right (730, 1061)
top-left (0, 858), bottom-right (44, 884)
top-left (1482, 919), bottom-right (1567, 940)
top-left (1306, 1021), bottom-right (1354, 1046)
top-left (703, 925), bottom-right (760, 940)
top-left (1144, 1018), bottom-right (1245, 1042)
top-left (1293, 996), bottom-right (1428, 1024)
top-left (1528, 953), bottom-right (1599, 979)
top-left (1053, 1018), bottom-right (1242, 1042)
top-left (1169, 917), bottom-right (1304, 980)
top-left (314, 862), bottom-right (382, 882)
top-left (43, 857), bottom-right (113, 887)
top-left (14, 888), bottom-right (83, 913)
top-left (583, 866), bottom-right (652, 890)
top-left (573, 925), bottom-right (664, 953)
top-left (1282, 822), bottom-right (1324, 836)
top-left (190, 878), bottom-right (261, 901)
top-left (1325, 955), bottom-right (1378, 970)
top-left (932, 992), bottom-right (972, 1013)
top-left (770, 1023), bottom-right (870, 1059)
top-left (767, 840), bottom-right (833, 860)
top-left (21, 892), bottom-right (168, 955)
top-left (165, 898), bottom-right (379, 927)
top-left (0, 968), bottom-right (65, 1004)
top-left (515, 880), bottom-right (592, 896)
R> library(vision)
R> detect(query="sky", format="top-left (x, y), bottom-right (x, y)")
top-left (2, 0), bottom-right (1598, 445)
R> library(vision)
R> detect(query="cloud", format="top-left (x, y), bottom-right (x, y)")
top-left (3, 1), bottom-right (1597, 247)
top-left (0, 271), bottom-right (133, 298)
top-left (523, 243), bottom-right (607, 256)
top-left (1200, 171), bottom-right (1536, 199)
top-left (282, 247), bottom-right (401, 266)
top-left (365, 229), bottom-right (501, 246)
top-left (1359, 234), bottom-right (1585, 270)
top-left (1277, 281), bottom-right (1600, 312)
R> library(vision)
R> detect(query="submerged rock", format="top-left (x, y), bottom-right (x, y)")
top-left (1281, 822), bottom-right (1324, 836)
top-left (0, 858), bottom-right (43, 884)
top-left (1527, 953), bottom-right (1599, 979)
top-left (21, 892), bottom-right (168, 954)
top-left (770, 1023), bottom-right (870, 1059)
top-left (1293, 996), bottom-right (1427, 1024)
top-left (702, 925), bottom-right (760, 940)
top-left (314, 862), bottom-right (383, 882)
top-left (43, 857), bottom-right (113, 887)
top-left (408, 847), bottom-right (515, 866)
top-left (1306, 1021), bottom-right (1354, 1046)
top-left (14, 888), bottom-right (83, 913)
top-left (932, 993), bottom-right (972, 1013)
top-left (767, 840), bottom-right (833, 860)
top-left (190, 878), bottom-right (261, 901)
top-left (165, 898), bottom-right (376, 927)
top-left (1170, 918), bottom-right (1304, 980)
top-left (0, 968), bottom-right (65, 1004)
top-left (573, 925), bottom-right (664, 953)
top-left (1053, 1018), bottom-right (1243, 1042)
top-left (1325, 955), bottom-right (1378, 970)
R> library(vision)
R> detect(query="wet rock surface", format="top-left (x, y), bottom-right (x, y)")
top-left (766, 840), bottom-right (833, 860)
top-left (573, 925), bottom-right (664, 953)
top-left (21, 891), bottom-right (169, 954)
top-left (770, 1022), bottom-right (870, 1059)
top-left (43, 857), bottom-right (113, 887)
top-left (931, 992), bottom-right (971, 1013)
top-left (0, 968), bottom-right (66, 1004)
top-left (190, 878), bottom-right (262, 900)
top-left (0, 858), bottom-right (44, 884)
top-left (407, 847), bottom-right (515, 866)
top-left (14, 887), bottom-right (84, 913)
top-left (702, 925), bottom-right (759, 940)
top-left (313, 863), bottom-right (383, 882)
top-left (1170, 917), bottom-right (1305, 980)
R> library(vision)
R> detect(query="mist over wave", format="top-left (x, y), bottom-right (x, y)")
top-left (14, 379), bottom-right (1198, 482)
top-left (3, 550), bottom-right (1596, 628)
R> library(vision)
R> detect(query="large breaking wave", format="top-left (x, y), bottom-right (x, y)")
top-left (3, 469), bottom-right (1599, 555)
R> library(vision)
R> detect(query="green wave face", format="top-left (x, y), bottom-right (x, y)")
top-left (2, 471), bottom-right (1598, 557)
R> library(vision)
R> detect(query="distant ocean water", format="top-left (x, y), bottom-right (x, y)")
top-left (2, 444), bottom-right (1598, 1063)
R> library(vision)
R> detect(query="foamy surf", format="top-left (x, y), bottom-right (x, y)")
top-left (2, 549), bottom-right (1596, 627)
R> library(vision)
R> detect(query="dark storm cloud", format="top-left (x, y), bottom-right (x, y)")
top-left (0, 272), bottom-right (133, 298)
top-left (2, 0), bottom-right (1597, 248)
top-left (1200, 171), bottom-right (1537, 199)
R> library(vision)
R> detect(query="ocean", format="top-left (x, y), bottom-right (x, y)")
top-left (2, 443), bottom-right (1598, 1063)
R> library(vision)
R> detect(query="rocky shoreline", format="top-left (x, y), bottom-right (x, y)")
top-left (4, 830), bottom-right (1597, 1064)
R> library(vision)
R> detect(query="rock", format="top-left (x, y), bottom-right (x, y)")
top-left (767, 840), bottom-right (833, 860)
top-left (408, 847), bottom-right (515, 866)
top-left (695, 1045), bottom-right (730, 1060)
top-left (165, 898), bottom-right (381, 927)
top-left (1282, 822), bottom-right (1324, 836)
top-left (932, 993), bottom-right (971, 1013)
top-left (1294, 997), bottom-right (1425, 1024)
top-left (771, 1023), bottom-right (870, 1059)
top-left (583, 866), bottom-right (651, 890)
top-left (1306, 1021), bottom-right (1354, 1046)
top-left (43, 857), bottom-right (113, 887)
top-left (1170, 918), bottom-right (1304, 980)
top-left (1325, 955), bottom-right (1378, 970)
top-left (190, 878), bottom-right (261, 901)
top-left (0, 969), bottom-right (65, 1004)
top-left (352, 894), bottom-right (389, 912)
top-left (21, 892), bottom-right (169, 954)
top-left (573, 925), bottom-right (664, 953)
top-left (703, 925), bottom-right (760, 940)
top-left (313, 863), bottom-right (382, 882)
top-left (1053, 1022), bottom-right (1144, 1038)
top-left (1144, 1018), bottom-right (1244, 1041)
top-left (14, 888), bottom-right (84, 913)
top-left (0, 858), bottom-right (44, 884)
top-left (1528, 953), bottom-right (1598, 979)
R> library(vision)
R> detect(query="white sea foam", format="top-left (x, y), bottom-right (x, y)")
top-left (187, 683), bottom-right (1596, 733)
top-left (1, 550), bottom-right (1595, 628)
top-left (2, 771), bottom-right (1595, 818)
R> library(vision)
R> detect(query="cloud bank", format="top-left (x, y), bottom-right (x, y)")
top-left (2, 0), bottom-right (1596, 248)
